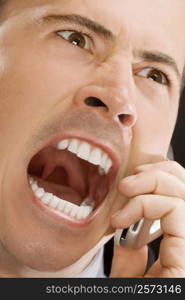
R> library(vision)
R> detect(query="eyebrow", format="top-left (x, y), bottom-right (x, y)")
top-left (41, 14), bottom-right (115, 41)
top-left (134, 49), bottom-right (181, 80)
top-left (40, 14), bottom-right (182, 83)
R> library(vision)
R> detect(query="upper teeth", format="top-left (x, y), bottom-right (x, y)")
top-left (57, 138), bottom-right (113, 175)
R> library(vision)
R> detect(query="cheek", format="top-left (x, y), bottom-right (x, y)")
top-left (128, 98), bottom-right (177, 168)
top-left (136, 113), bottom-right (170, 150)
top-left (0, 43), bottom-right (94, 160)
top-left (27, 40), bottom-right (93, 106)
top-left (1, 39), bottom-right (92, 115)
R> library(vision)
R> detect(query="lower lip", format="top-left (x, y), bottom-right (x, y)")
top-left (30, 186), bottom-right (102, 228)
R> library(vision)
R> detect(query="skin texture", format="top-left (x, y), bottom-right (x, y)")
top-left (0, 0), bottom-right (185, 277)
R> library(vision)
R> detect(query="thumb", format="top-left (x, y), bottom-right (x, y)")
top-left (109, 245), bottom-right (148, 277)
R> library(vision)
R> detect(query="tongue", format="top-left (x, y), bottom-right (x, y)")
top-left (36, 177), bottom-right (82, 206)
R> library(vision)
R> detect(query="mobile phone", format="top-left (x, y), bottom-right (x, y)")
top-left (114, 218), bottom-right (162, 249)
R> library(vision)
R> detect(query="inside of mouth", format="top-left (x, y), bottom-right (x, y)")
top-left (27, 146), bottom-right (110, 209)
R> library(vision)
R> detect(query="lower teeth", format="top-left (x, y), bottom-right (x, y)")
top-left (29, 177), bottom-right (94, 220)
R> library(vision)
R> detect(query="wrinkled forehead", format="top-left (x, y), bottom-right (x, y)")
top-left (4, 0), bottom-right (185, 37)
top-left (4, 1), bottom-right (184, 21)
top-left (4, 1), bottom-right (185, 40)
top-left (4, 0), bottom-right (185, 28)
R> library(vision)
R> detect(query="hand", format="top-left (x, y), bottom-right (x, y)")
top-left (110, 160), bottom-right (185, 277)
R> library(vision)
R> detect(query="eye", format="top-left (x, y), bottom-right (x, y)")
top-left (137, 67), bottom-right (169, 85)
top-left (56, 30), bottom-right (92, 50)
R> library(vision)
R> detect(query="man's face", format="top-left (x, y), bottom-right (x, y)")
top-left (0, 0), bottom-right (184, 271)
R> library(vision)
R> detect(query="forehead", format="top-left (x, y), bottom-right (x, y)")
top-left (6, 0), bottom-right (185, 35)
top-left (4, 0), bottom-right (185, 70)
top-left (6, 0), bottom-right (185, 26)
top-left (7, 0), bottom-right (185, 23)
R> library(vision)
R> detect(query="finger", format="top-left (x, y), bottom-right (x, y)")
top-left (111, 194), bottom-right (185, 239)
top-left (119, 170), bottom-right (185, 200)
top-left (144, 259), bottom-right (162, 278)
top-left (110, 245), bottom-right (148, 277)
top-left (145, 237), bottom-right (185, 277)
top-left (158, 236), bottom-right (185, 273)
top-left (135, 160), bottom-right (185, 183)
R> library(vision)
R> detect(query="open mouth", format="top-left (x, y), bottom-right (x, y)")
top-left (27, 137), bottom-right (118, 222)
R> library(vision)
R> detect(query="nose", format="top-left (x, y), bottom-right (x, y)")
top-left (74, 85), bottom-right (137, 128)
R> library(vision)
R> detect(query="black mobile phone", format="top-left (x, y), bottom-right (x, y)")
top-left (114, 218), bottom-right (162, 249)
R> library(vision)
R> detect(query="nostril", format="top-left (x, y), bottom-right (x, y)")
top-left (118, 114), bottom-right (135, 127)
top-left (85, 97), bottom-right (107, 108)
